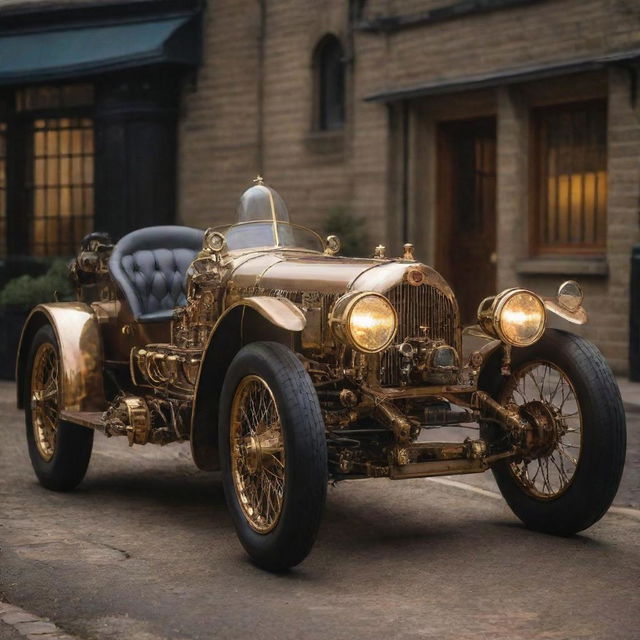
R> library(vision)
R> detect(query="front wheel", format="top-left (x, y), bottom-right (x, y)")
top-left (219, 341), bottom-right (328, 571)
top-left (480, 329), bottom-right (626, 535)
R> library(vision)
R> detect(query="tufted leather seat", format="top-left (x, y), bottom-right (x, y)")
top-left (108, 225), bottom-right (204, 323)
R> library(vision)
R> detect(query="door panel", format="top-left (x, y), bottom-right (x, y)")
top-left (437, 118), bottom-right (497, 325)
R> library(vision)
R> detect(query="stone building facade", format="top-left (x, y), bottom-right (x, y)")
top-left (178, 0), bottom-right (640, 373)
top-left (0, 0), bottom-right (638, 373)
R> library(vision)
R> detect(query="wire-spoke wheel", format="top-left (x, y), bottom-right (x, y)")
top-left (219, 342), bottom-right (327, 571)
top-left (479, 329), bottom-right (626, 535)
top-left (230, 375), bottom-right (286, 534)
top-left (25, 324), bottom-right (94, 492)
top-left (500, 361), bottom-right (582, 500)
top-left (30, 342), bottom-right (60, 462)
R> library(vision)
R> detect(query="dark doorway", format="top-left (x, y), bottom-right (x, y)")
top-left (437, 117), bottom-right (497, 325)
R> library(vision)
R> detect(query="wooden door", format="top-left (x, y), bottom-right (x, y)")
top-left (437, 117), bottom-right (497, 325)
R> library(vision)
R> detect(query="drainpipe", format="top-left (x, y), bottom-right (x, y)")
top-left (401, 100), bottom-right (410, 244)
top-left (257, 0), bottom-right (266, 175)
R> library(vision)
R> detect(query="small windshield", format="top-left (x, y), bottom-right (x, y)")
top-left (221, 221), bottom-right (324, 252)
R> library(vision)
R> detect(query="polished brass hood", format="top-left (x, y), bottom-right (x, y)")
top-left (228, 250), bottom-right (456, 298)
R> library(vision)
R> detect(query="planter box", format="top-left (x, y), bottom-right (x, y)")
top-left (0, 308), bottom-right (30, 380)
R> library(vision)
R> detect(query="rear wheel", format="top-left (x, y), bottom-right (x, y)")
top-left (219, 341), bottom-right (328, 571)
top-left (25, 325), bottom-right (94, 491)
top-left (480, 329), bottom-right (626, 535)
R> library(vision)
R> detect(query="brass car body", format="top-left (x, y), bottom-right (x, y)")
top-left (17, 179), bottom-right (588, 481)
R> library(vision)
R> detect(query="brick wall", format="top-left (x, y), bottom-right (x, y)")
top-left (178, 0), bottom-right (355, 234)
top-left (177, 2), bottom-right (262, 229)
top-left (178, 0), bottom-right (640, 372)
top-left (597, 68), bottom-right (640, 371)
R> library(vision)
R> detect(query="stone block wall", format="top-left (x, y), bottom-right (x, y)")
top-left (177, 0), bottom-right (640, 372)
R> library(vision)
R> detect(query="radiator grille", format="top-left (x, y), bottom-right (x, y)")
top-left (381, 283), bottom-right (457, 386)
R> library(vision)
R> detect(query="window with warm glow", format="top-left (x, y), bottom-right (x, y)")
top-left (28, 117), bottom-right (94, 257)
top-left (1, 84), bottom-right (96, 257)
top-left (531, 100), bottom-right (607, 255)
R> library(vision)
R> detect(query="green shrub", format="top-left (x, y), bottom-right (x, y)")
top-left (322, 207), bottom-right (370, 258)
top-left (0, 259), bottom-right (74, 309)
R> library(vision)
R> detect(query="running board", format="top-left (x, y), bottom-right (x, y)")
top-left (59, 409), bottom-right (105, 431)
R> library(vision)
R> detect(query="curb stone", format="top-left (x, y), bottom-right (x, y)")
top-left (0, 601), bottom-right (80, 640)
top-left (1, 613), bottom-right (40, 625)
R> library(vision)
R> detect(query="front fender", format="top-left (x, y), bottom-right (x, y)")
top-left (226, 296), bottom-right (306, 332)
top-left (190, 297), bottom-right (304, 471)
top-left (16, 302), bottom-right (106, 412)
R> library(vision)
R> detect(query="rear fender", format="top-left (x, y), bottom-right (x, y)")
top-left (190, 297), bottom-right (303, 471)
top-left (16, 303), bottom-right (106, 411)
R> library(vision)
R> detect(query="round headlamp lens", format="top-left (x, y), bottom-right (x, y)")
top-left (348, 295), bottom-right (397, 353)
top-left (498, 291), bottom-right (545, 346)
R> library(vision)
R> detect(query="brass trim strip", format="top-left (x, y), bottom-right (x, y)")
top-left (346, 260), bottom-right (391, 290)
top-left (255, 256), bottom-right (285, 286)
top-left (256, 184), bottom-right (280, 246)
top-left (227, 251), bottom-right (280, 284)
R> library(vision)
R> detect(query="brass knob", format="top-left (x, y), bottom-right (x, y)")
top-left (324, 235), bottom-right (341, 256)
top-left (403, 243), bottom-right (415, 261)
top-left (374, 244), bottom-right (386, 258)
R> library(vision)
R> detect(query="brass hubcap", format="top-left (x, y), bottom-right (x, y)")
top-left (30, 342), bottom-right (59, 462)
top-left (519, 400), bottom-right (560, 458)
top-left (501, 361), bottom-right (582, 499)
top-left (230, 375), bottom-right (285, 533)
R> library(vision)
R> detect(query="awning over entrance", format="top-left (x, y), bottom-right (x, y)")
top-left (364, 49), bottom-right (640, 102)
top-left (0, 14), bottom-right (201, 85)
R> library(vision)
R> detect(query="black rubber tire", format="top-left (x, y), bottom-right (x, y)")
top-left (219, 341), bottom-right (328, 571)
top-left (24, 324), bottom-right (94, 492)
top-left (479, 329), bottom-right (626, 535)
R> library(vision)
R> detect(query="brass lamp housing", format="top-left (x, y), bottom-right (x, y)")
top-left (204, 228), bottom-right (227, 253)
top-left (324, 235), bottom-right (341, 256)
top-left (477, 288), bottom-right (546, 347)
top-left (329, 291), bottom-right (398, 354)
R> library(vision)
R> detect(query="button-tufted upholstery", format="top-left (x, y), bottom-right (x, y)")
top-left (108, 225), bottom-right (204, 323)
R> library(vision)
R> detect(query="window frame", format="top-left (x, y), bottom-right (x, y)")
top-left (0, 83), bottom-right (95, 259)
top-left (312, 34), bottom-right (346, 133)
top-left (529, 98), bottom-right (608, 257)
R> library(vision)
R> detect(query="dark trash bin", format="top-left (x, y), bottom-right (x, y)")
top-left (630, 245), bottom-right (640, 381)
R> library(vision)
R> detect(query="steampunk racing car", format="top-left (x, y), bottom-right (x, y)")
top-left (18, 178), bottom-right (626, 570)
